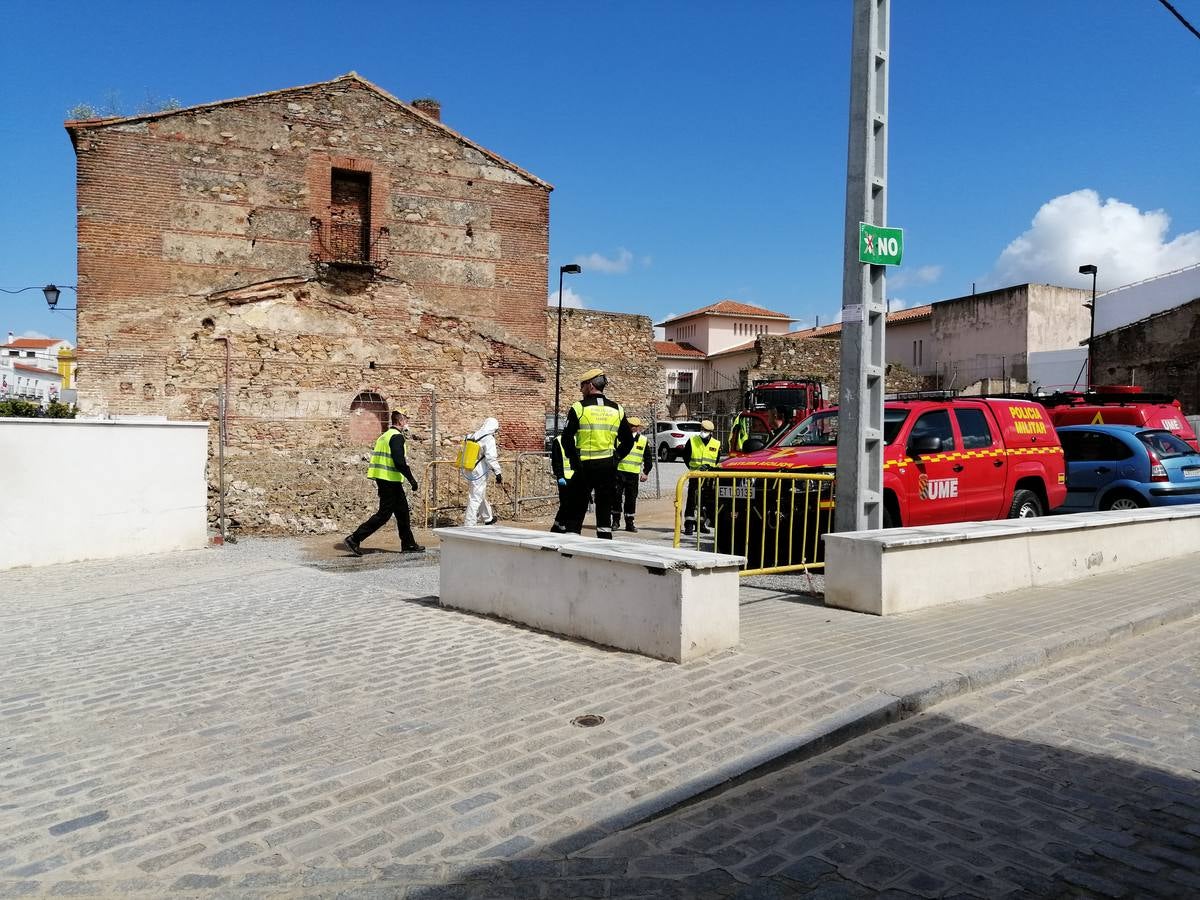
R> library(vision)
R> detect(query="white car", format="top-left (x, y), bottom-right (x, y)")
top-left (655, 420), bottom-right (705, 462)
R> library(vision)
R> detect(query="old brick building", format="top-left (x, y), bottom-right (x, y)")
top-left (67, 73), bottom-right (567, 533)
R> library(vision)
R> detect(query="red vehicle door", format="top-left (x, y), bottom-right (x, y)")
top-left (952, 406), bottom-right (1008, 520)
top-left (896, 408), bottom-right (968, 526)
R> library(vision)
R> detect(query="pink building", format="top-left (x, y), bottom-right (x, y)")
top-left (656, 300), bottom-right (795, 394)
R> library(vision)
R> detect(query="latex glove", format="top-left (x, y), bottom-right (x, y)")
top-left (558, 477), bottom-right (568, 487)
top-left (495, 473), bottom-right (503, 485)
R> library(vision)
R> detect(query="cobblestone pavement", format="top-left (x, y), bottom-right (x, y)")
top-left (0, 541), bottom-right (1197, 897)
top-left (557, 614), bottom-right (1200, 898)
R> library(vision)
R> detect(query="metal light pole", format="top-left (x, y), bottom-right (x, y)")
top-left (1079, 264), bottom-right (1098, 389)
top-left (553, 264), bottom-right (582, 435)
top-left (835, 0), bottom-right (890, 533)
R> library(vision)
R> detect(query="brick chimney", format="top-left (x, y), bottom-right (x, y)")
top-left (411, 98), bottom-right (441, 121)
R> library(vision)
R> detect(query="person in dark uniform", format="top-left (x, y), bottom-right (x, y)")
top-left (612, 416), bottom-right (652, 532)
top-left (344, 409), bottom-right (425, 555)
top-left (549, 435), bottom-right (574, 533)
top-left (560, 368), bottom-right (633, 539)
top-left (682, 419), bottom-right (721, 536)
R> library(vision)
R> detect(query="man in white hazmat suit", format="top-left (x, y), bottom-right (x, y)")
top-left (463, 416), bottom-right (503, 526)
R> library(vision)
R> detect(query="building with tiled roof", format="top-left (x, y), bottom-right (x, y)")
top-left (654, 299), bottom-right (797, 394)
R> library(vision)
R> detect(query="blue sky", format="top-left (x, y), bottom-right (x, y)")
top-left (3, 0), bottom-right (1199, 343)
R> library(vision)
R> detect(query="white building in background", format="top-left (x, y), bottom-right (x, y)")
top-left (655, 300), bottom-right (796, 394)
top-left (0, 335), bottom-right (76, 398)
top-left (0, 359), bottom-right (64, 402)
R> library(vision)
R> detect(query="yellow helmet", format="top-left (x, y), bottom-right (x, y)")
top-left (626, 416), bottom-right (643, 427)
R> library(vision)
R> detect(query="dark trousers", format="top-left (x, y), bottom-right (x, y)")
top-left (613, 471), bottom-right (640, 523)
top-left (552, 481), bottom-right (569, 527)
top-left (564, 460), bottom-right (616, 534)
top-left (351, 479), bottom-right (417, 547)
top-left (684, 477), bottom-right (713, 525)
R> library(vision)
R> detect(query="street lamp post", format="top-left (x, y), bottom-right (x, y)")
top-left (1079, 264), bottom-right (1098, 388)
top-left (0, 284), bottom-right (76, 311)
top-left (553, 264), bottom-right (582, 436)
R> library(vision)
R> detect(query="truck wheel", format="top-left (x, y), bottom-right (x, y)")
top-left (1008, 489), bottom-right (1043, 519)
top-left (658, 443), bottom-right (671, 462)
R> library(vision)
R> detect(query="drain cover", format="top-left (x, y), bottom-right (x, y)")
top-left (571, 714), bottom-right (605, 728)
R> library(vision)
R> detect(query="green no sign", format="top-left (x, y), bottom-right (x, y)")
top-left (859, 223), bottom-right (904, 266)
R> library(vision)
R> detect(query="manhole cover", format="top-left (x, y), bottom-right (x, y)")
top-left (571, 714), bottom-right (605, 728)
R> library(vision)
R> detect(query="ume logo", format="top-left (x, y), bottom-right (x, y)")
top-left (918, 475), bottom-right (959, 500)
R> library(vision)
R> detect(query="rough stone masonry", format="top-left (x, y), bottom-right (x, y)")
top-left (67, 73), bottom-right (663, 534)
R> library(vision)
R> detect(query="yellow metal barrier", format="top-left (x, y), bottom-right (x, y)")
top-left (673, 471), bottom-right (836, 576)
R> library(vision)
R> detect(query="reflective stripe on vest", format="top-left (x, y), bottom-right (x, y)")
top-left (556, 436), bottom-right (574, 481)
top-left (571, 400), bottom-right (624, 460)
top-left (367, 428), bottom-right (407, 482)
top-left (687, 434), bottom-right (720, 470)
top-left (617, 434), bottom-right (648, 474)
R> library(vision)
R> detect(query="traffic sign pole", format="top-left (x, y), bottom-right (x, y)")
top-left (835, 0), bottom-right (890, 534)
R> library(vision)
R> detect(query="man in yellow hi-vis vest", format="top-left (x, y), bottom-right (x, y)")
top-left (559, 368), bottom-right (633, 538)
top-left (344, 409), bottom-right (424, 556)
top-left (682, 419), bottom-right (721, 536)
top-left (612, 416), bottom-right (652, 532)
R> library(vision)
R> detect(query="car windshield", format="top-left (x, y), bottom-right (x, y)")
top-left (676, 422), bottom-right (703, 432)
top-left (775, 409), bottom-right (911, 448)
top-left (1137, 430), bottom-right (1194, 459)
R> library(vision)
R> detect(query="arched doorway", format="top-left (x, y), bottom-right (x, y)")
top-left (349, 391), bottom-right (389, 445)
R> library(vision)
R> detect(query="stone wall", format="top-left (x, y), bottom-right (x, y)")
top-left (1093, 298), bottom-right (1200, 414)
top-left (665, 334), bottom-right (923, 418)
top-left (69, 75), bottom-right (553, 533)
top-left (547, 308), bottom-right (664, 421)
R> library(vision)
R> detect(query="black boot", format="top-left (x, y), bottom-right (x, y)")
top-left (624, 517), bottom-right (638, 533)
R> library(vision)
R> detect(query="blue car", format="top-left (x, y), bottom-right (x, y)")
top-left (1057, 424), bottom-right (1200, 511)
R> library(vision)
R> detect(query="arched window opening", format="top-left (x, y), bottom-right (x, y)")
top-left (349, 391), bottom-right (389, 445)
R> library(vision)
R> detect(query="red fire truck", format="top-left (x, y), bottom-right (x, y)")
top-left (728, 378), bottom-right (826, 454)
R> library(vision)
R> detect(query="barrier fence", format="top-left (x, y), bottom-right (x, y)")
top-left (673, 471), bottom-right (836, 576)
top-left (422, 452), bottom-right (565, 527)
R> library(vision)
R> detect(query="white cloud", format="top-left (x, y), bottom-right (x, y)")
top-left (19, 330), bottom-right (51, 339)
top-left (547, 287), bottom-right (585, 309)
top-left (987, 189), bottom-right (1200, 291)
top-left (888, 264), bottom-right (942, 290)
top-left (888, 299), bottom-right (909, 311)
top-left (653, 325), bottom-right (666, 339)
top-left (573, 248), bottom-right (634, 275)
top-left (640, 255), bottom-right (653, 268)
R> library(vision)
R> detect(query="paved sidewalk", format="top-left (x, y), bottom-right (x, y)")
top-left (0, 539), bottom-right (1196, 896)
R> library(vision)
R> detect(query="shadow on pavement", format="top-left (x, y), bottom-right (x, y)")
top-left (399, 714), bottom-right (1199, 898)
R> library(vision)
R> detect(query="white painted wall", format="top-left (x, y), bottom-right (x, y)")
top-left (825, 506), bottom-right (1200, 615)
top-left (0, 418), bottom-right (209, 570)
top-left (1094, 263), bottom-right (1200, 336)
top-left (437, 526), bottom-right (743, 661)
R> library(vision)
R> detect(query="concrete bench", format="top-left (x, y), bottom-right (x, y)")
top-left (435, 526), bottom-right (745, 662)
top-left (824, 506), bottom-right (1200, 616)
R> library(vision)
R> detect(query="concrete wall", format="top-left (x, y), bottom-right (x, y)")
top-left (1094, 263), bottom-right (1200, 336)
top-left (0, 418), bottom-right (209, 569)
top-left (1092, 297), bottom-right (1200, 414)
top-left (1025, 284), bottom-right (1091, 353)
top-left (886, 318), bottom-right (935, 376)
top-left (69, 77), bottom-right (554, 533)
